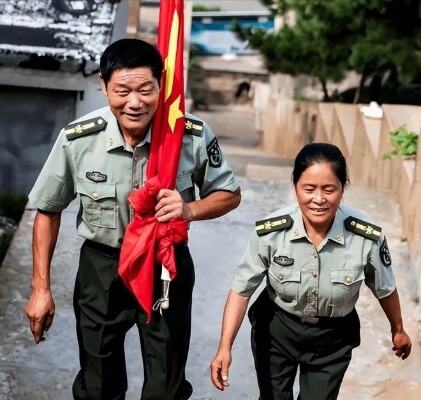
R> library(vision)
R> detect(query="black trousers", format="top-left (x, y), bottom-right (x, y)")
top-left (249, 289), bottom-right (361, 400)
top-left (72, 240), bottom-right (195, 400)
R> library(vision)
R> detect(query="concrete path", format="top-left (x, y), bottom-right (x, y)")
top-left (0, 105), bottom-right (420, 399)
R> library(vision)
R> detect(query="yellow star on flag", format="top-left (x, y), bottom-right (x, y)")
top-left (168, 95), bottom-right (184, 133)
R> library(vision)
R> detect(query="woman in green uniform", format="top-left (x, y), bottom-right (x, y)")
top-left (210, 143), bottom-right (412, 400)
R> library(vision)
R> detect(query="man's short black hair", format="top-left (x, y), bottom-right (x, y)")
top-left (100, 39), bottom-right (163, 85)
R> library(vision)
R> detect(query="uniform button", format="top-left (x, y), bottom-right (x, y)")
top-left (278, 274), bottom-right (283, 281)
top-left (133, 183), bottom-right (139, 189)
top-left (92, 192), bottom-right (98, 199)
top-left (311, 271), bottom-right (318, 278)
top-left (133, 155), bottom-right (139, 161)
top-left (345, 276), bottom-right (353, 284)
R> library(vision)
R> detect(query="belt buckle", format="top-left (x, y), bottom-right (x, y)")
top-left (301, 316), bottom-right (319, 324)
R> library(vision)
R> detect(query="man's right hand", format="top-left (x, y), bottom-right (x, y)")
top-left (25, 289), bottom-right (55, 344)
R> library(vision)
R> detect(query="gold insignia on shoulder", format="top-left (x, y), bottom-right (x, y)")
top-left (185, 118), bottom-right (204, 137)
top-left (65, 117), bottom-right (107, 140)
top-left (256, 215), bottom-right (293, 236)
top-left (344, 216), bottom-right (382, 241)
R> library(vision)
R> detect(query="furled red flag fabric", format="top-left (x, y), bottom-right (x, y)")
top-left (118, 0), bottom-right (187, 322)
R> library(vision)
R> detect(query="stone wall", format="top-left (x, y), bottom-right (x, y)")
top-left (254, 83), bottom-right (421, 298)
top-left (0, 85), bottom-right (76, 195)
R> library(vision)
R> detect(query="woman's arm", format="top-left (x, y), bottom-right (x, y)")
top-left (210, 290), bottom-right (251, 391)
top-left (378, 289), bottom-right (412, 360)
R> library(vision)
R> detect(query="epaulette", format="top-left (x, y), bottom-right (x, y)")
top-left (344, 216), bottom-right (382, 241)
top-left (64, 117), bottom-right (107, 140)
top-left (255, 215), bottom-right (293, 236)
top-left (185, 118), bottom-right (203, 137)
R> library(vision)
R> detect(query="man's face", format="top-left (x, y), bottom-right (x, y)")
top-left (100, 67), bottom-right (160, 138)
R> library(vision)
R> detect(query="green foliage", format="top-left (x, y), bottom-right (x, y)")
top-left (192, 5), bottom-right (221, 12)
top-left (383, 126), bottom-right (418, 159)
top-left (247, 0), bottom-right (421, 101)
top-left (0, 193), bottom-right (27, 223)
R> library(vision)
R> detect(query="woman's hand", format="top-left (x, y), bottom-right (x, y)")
top-left (392, 328), bottom-right (412, 360)
top-left (210, 346), bottom-right (232, 391)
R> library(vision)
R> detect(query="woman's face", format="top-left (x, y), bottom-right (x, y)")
top-left (295, 161), bottom-right (343, 231)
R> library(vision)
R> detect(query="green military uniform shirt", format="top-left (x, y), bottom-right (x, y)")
top-left (231, 204), bottom-right (396, 318)
top-left (28, 106), bottom-right (238, 248)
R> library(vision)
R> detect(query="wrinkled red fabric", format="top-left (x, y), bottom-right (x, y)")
top-left (119, 177), bottom-right (188, 322)
top-left (118, 0), bottom-right (187, 323)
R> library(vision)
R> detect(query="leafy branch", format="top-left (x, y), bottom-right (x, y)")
top-left (383, 126), bottom-right (418, 159)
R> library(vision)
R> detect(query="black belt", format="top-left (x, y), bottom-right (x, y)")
top-left (84, 239), bottom-right (188, 257)
top-left (277, 305), bottom-right (357, 327)
top-left (85, 239), bottom-right (120, 256)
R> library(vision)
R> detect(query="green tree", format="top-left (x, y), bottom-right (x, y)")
top-left (242, 0), bottom-right (421, 102)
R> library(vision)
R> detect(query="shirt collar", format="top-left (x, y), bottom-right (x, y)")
top-left (326, 207), bottom-right (345, 245)
top-left (290, 207), bottom-right (307, 241)
top-left (289, 206), bottom-right (345, 245)
top-left (105, 108), bottom-right (151, 152)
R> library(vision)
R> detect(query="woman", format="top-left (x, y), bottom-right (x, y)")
top-left (210, 143), bottom-right (411, 400)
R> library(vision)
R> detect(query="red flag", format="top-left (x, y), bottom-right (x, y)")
top-left (118, 0), bottom-right (188, 322)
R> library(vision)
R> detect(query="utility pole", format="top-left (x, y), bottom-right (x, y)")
top-left (127, 0), bottom-right (140, 38)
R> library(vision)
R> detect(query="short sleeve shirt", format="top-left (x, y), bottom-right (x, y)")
top-left (231, 204), bottom-right (396, 318)
top-left (28, 107), bottom-right (238, 248)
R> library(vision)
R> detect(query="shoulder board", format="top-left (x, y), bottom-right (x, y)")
top-left (344, 216), bottom-right (382, 241)
top-left (185, 118), bottom-right (204, 137)
top-left (64, 117), bottom-right (107, 140)
top-left (255, 215), bottom-right (293, 236)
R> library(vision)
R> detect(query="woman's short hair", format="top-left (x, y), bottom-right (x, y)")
top-left (292, 143), bottom-right (349, 188)
top-left (100, 39), bottom-right (163, 85)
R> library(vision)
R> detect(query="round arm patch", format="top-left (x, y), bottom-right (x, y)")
top-left (380, 237), bottom-right (392, 267)
top-left (206, 137), bottom-right (222, 168)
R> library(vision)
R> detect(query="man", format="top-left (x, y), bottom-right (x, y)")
top-left (25, 39), bottom-right (240, 400)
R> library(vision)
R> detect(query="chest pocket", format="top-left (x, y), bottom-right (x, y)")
top-left (76, 180), bottom-right (117, 229)
top-left (176, 173), bottom-right (195, 203)
top-left (330, 268), bottom-right (365, 315)
top-left (268, 264), bottom-right (301, 304)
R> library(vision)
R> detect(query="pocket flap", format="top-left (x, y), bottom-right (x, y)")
top-left (269, 268), bottom-right (301, 284)
top-left (76, 180), bottom-right (115, 200)
top-left (331, 269), bottom-right (364, 286)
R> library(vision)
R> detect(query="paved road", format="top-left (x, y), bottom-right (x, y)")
top-left (0, 105), bottom-right (420, 399)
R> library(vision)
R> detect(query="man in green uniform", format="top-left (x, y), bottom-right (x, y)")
top-left (25, 39), bottom-right (240, 400)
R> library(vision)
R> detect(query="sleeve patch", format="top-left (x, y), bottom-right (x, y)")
top-left (255, 215), bottom-right (293, 236)
top-left (65, 117), bottom-right (107, 140)
top-left (344, 216), bottom-right (382, 241)
top-left (380, 237), bottom-right (392, 267)
top-left (206, 137), bottom-right (223, 168)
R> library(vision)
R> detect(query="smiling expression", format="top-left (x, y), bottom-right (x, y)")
top-left (295, 161), bottom-right (344, 231)
top-left (100, 67), bottom-right (160, 141)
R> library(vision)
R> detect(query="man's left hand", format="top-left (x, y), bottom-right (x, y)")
top-left (392, 329), bottom-right (412, 360)
top-left (155, 189), bottom-right (192, 222)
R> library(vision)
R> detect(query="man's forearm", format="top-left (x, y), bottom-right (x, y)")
top-left (32, 210), bottom-right (61, 290)
top-left (378, 289), bottom-right (404, 333)
top-left (186, 188), bottom-right (241, 222)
